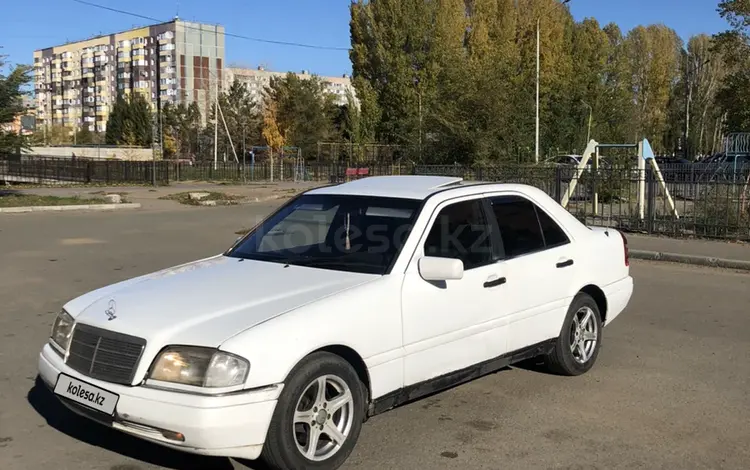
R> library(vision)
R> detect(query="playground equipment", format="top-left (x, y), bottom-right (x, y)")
top-left (561, 139), bottom-right (679, 221)
top-left (245, 146), bottom-right (306, 182)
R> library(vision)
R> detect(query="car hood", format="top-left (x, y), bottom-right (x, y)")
top-left (65, 255), bottom-right (377, 347)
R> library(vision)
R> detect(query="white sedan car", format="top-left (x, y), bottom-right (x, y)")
top-left (38, 176), bottom-right (633, 470)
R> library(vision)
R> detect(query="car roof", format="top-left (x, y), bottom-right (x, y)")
top-left (306, 175), bottom-right (541, 201)
top-left (307, 175), bottom-right (466, 200)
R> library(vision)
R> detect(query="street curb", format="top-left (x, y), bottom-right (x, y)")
top-left (630, 249), bottom-right (750, 272)
top-left (249, 194), bottom-right (291, 203)
top-left (0, 203), bottom-right (141, 213)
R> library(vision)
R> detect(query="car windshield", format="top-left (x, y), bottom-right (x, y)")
top-left (225, 194), bottom-right (422, 275)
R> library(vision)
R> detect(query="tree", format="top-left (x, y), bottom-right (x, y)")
top-left (105, 93), bottom-right (152, 146)
top-left (163, 102), bottom-right (203, 158)
top-left (261, 99), bottom-right (285, 152)
top-left (619, 25), bottom-right (683, 152)
top-left (716, 0), bottom-right (750, 134)
top-left (75, 126), bottom-right (95, 145)
top-left (219, 79), bottom-right (261, 158)
top-left (105, 95), bottom-right (127, 145)
top-left (675, 35), bottom-right (725, 156)
top-left (0, 57), bottom-right (32, 153)
top-left (264, 73), bottom-right (338, 158)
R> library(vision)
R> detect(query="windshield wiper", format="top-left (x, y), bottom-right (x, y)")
top-left (290, 254), bottom-right (385, 269)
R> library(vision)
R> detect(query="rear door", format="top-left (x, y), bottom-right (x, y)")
top-left (486, 194), bottom-right (578, 351)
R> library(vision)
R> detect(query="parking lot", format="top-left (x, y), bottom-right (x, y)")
top-left (1, 204), bottom-right (749, 470)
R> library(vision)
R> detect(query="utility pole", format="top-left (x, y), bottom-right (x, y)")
top-left (582, 100), bottom-right (592, 145)
top-left (213, 76), bottom-right (218, 170)
top-left (685, 52), bottom-right (691, 160)
top-left (242, 123), bottom-right (246, 184)
top-left (535, 17), bottom-right (541, 164)
top-left (418, 88), bottom-right (423, 162)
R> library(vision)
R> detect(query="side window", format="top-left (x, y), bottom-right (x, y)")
top-left (423, 199), bottom-right (493, 270)
top-left (490, 196), bottom-right (545, 258)
top-left (489, 196), bottom-right (569, 258)
top-left (536, 206), bottom-right (570, 248)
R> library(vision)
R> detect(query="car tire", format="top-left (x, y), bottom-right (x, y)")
top-left (261, 352), bottom-right (367, 470)
top-left (544, 293), bottom-right (603, 376)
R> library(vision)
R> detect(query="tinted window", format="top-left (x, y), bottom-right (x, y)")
top-left (227, 195), bottom-right (420, 275)
top-left (423, 199), bottom-right (493, 270)
top-left (490, 196), bottom-right (545, 258)
top-left (536, 206), bottom-right (570, 248)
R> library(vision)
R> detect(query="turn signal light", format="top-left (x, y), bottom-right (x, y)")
top-left (161, 430), bottom-right (185, 442)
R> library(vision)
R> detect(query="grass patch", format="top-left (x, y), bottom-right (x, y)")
top-left (0, 193), bottom-right (107, 208)
top-left (159, 191), bottom-right (244, 206)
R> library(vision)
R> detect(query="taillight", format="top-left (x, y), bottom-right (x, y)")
top-left (619, 231), bottom-right (629, 266)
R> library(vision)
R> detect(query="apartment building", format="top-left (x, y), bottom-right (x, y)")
top-left (226, 67), bottom-right (358, 107)
top-left (33, 19), bottom-right (225, 133)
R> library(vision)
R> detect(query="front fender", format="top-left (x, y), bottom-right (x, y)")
top-left (220, 275), bottom-right (404, 394)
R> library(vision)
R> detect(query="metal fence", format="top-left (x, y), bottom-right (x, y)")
top-left (0, 155), bottom-right (169, 185)
top-left (3, 155), bottom-right (750, 241)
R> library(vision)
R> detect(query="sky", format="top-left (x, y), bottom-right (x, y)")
top-left (1, 0), bottom-right (731, 78)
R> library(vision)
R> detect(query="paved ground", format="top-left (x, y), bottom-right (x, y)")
top-left (628, 233), bottom-right (750, 262)
top-left (5, 182), bottom-right (321, 211)
top-left (1, 205), bottom-right (749, 470)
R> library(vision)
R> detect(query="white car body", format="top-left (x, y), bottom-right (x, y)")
top-left (38, 176), bottom-right (633, 462)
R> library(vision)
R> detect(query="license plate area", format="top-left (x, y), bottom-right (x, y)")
top-left (54, 373), bottom-right (119, 416)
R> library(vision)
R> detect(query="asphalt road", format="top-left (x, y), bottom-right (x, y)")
top-left (1, 205), bottom-right (749, 470)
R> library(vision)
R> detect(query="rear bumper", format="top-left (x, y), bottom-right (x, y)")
top-left (38, 343), bottom-right (281, 460)
top-left (603, 276), bottom-right (633, 326)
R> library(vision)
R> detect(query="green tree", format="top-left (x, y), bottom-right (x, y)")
top-left (0, 57), bottom-right (32, 153)
top-left (105, 95), bottom-right (127, 145)
top-left (105, 93), bottom-right (152, 146)
top-left (265, 73), bottom-right (337, 158)
top-left (163, 101), bottom-right (203, 158)
top-left (715, 0), bottom-right (750, 134)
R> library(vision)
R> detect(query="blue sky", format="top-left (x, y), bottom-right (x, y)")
top-left (1, 0), bottom-right (730, 77)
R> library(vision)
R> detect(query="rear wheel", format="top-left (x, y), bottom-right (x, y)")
top-left (261, 352), bottom-right (366, 470)
top-left (545, 293), bottom-right (602, 376)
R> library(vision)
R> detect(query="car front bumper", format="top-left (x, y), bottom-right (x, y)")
top-left (38, 343), bottom-right (281, 460)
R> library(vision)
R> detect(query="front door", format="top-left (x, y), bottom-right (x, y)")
top-left (400, 196), bottom-right (510, 386)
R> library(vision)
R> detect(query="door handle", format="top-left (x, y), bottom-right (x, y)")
top-left (483, 277), bottom-right (507, 288)
top-left (556, 259), bottom-right (574, 268)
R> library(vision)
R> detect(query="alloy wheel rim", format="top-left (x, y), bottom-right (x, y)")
top-left (293, 374), bottom-right (354, 461)
top-left (570, 306), bottom-right (598, 364)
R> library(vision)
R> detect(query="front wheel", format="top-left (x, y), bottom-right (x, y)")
top-left (261, 352), bottom-right (366, 470)
top-left (545, 293), bottom-right (603, 376)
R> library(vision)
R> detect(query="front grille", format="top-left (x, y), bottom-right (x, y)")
top-left (66, 324), bottom-right (146, 385)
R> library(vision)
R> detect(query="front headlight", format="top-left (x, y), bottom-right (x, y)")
top-left (149, 346), bottom-right (249, 388)
top-left (50, 310), bottom-right (75, 353)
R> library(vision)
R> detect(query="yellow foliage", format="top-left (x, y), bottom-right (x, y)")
top-left (261, 100), bottom-right (285, 151)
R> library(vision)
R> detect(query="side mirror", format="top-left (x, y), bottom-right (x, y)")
top-left (418, 256), bottom-right (464, 282)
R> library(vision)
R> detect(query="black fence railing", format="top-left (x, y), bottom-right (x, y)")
top-left (0, 155), bottom-right (169, 185)
top-left (3, 155), bottom-right (750, 240)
